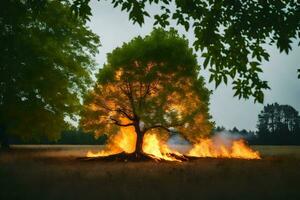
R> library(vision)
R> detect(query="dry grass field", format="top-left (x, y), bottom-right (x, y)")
top-left (1, 145), bottom-right (300, 200)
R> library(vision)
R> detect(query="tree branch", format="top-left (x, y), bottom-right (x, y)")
top-left (116, 108), bottom-right (134, 120)
top-left (110, 117), bottom-right (134, 127)
top-left (138, 82), bottom-right (151, 108)
top-left (144, 125), bottom-right (171, 134)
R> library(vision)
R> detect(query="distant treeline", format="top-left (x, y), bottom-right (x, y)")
top-left (216, 103), bottom-right (300, 145)
top-left (215, 126), bottom-right (300, 145)
top-left (11, 130), bottom-right (107, 145)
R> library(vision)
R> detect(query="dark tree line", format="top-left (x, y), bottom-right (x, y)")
top-left (255, 103), bottom-right (300, 145)
top-left (9, 130), bottom-right (107, 145)
top-left (214, 126), bottom-right (256, 139)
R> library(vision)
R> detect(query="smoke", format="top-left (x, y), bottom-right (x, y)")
top-left (167, 134), bottom-right (191, 154)
top-left (167, 130), bottom-right (253, 145)
top-left (167, 130), bottom-right (255, 154)
top-left (214, 130), bottom-right (255, 141)
top-left (204, 130), bottom-right (256, 149)
top-left (168, 134), bottom-right (190, 145)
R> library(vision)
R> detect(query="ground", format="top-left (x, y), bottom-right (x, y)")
top-left (1, 145), bottom-right (300, 200)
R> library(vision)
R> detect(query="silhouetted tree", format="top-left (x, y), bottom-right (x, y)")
top-left (214, 126), bottom-right (225, 133)
top-left (256, 103), bottom-right (300, 144)
top-left (80, 29), bottom-right (213, 158)
top-left (231, 127), bottom-right (239, 133)
top-left (0, 1), bottom-right (100, 148)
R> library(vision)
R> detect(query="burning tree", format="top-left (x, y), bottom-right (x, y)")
top-left (80, 28), bottom-right (213, 160)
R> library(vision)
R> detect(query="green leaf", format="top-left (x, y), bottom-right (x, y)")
top-left (215, 76), bottom-right (222, 88)
top-left (223, 74), bottom-right (228, 85)
top-left (203, 57), bottom-right (210, 69)
top-left (209, 75), bottom-right (214, 83)
top-left (256, 91), bottom-right (264, 104)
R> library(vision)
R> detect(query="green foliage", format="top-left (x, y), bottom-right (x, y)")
top-left (0, 0), bottom-right (100, 142)
top-left (81, 28), bottom-right (213, 142)
top-left (70, 0), bottom-right (300, 103)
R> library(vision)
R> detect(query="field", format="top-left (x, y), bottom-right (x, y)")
top-left (1, 145), bottom-right (300, 200)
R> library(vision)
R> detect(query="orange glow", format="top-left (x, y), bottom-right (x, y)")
top-left (87, 117), bottom-right (260, 160)
top-left (86, 130), bottom-right (183, 161)
top-left (142, 133), bottom-right (184, 162)
top-left (86, 119), bottom-right (136, 158)
top-left (188, 138), bottom-right (260, 159)
top-left (87, 132), bottom-right (260, 160)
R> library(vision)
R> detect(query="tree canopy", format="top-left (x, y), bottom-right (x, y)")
top-left (69, 0), bottom-right (300, 103)
top-left (0, 0), bottom-right (100, 145)
top-left (80, 28), bottom-right (213, 155)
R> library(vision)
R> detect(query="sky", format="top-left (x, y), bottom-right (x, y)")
top-left (87, 1), bottom-right (300, 131)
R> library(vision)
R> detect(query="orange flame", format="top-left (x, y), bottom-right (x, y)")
top-left (87, 127), bottom-right (260, 160)
top-left (86, 124), bottom-right (136, 158)
top-left (142, 133), bottom-right (184, 162)
top-left (87, 131), bottom-right (183, 161)
top-left (188, 138), bottom-right (260, 159)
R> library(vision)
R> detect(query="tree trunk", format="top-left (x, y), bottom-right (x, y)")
top-left (133, 121), bottom-right (145, 158)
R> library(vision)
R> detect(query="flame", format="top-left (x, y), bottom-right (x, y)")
top-left (87, 123), bottom-right (136, 158)
top-left (188, 138), bottom-right (260, 159)
top-left (87, 120), bottom-right (260, 160)
top-left (142, 133), bottom-right (184, 162)
top-left (87, 131), bottom-right (183, 161)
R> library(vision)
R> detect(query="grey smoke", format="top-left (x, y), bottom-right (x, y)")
top-left (167, 131), bottom-right (255, 154)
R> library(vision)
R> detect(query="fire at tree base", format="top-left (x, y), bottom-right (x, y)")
top-left (84, 131), bottom-right (261, 162)
top-left (84, 151), bottom-right (189, 162)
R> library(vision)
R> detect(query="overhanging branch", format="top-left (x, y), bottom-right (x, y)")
top-left (110, 117), bottom-right (134, 127)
